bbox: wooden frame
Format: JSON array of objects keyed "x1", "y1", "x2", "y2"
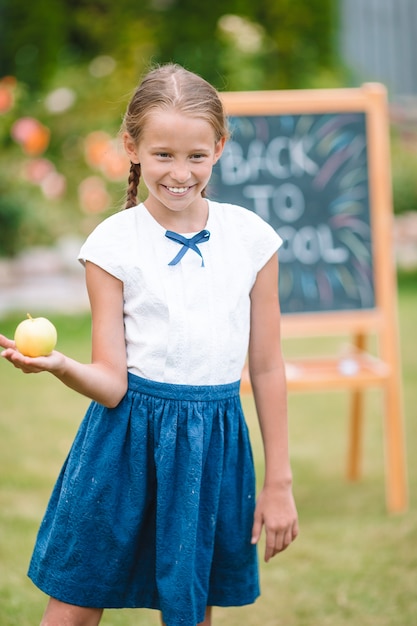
[{"x1": 221, "y1": 84, "x2": 408, "y2": 513}]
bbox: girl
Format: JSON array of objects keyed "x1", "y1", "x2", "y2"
[{"x1": 0, "y1": 63, "x2": 298, "y2": 626}]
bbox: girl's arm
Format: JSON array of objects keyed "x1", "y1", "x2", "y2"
[
  {"x1": 0, "y1": 262, "x2": 128, "y2": 408},
  {"x1": 248, "y1": 252, "x2": 299, "y2": 562}
]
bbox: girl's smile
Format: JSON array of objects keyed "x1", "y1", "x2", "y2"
[{"x1": 124, "y1": 109, "x2": 225, "y2": 230}]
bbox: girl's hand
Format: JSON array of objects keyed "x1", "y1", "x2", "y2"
[
  {"x1": 0, "y1": 333, "x2": 64, "y2": 374},
  {"x1": 251, "y1": 483, "x2": 299, "y2": 562}
]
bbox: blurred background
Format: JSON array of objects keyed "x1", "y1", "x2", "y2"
[
  {"x1": 0, "y1": 0, "x2": 417, "y2": 290},
  {"x1": 1, "y1": 3, "x2": 417, "y2": 625}
]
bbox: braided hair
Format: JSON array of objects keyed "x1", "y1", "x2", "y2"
[{"x1": 125, "y1": 163, "x2": 141, "y2": 210}]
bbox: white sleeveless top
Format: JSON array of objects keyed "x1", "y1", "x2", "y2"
[{"x1": 78, "y1": 201, "x2": 281, "y2": 385}]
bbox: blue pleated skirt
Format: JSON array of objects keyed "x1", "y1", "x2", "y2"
[{"x1": 28, "y1": 373, "x2": 260, "y2": 626}]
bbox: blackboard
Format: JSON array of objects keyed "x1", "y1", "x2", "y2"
[{"x1": 209, "y1": 113, "x2": 374, "y2": 315}]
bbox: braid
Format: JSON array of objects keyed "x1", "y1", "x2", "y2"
[{"x1": 125, "y1": 162, "x2": 141, "y2": 209}]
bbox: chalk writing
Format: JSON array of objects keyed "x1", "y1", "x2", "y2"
[{"x1": 209, "y1": 113, "x2": 373, "y2": 314}]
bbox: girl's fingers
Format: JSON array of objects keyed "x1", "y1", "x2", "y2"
[
  {"x1": 251, "y1": 515, "x2": 263, "y2": 545},
  {"x1": 264, "y1": 520, "x2": 299, "y2": 561},
  {"x1": 0, "y1": 334, "x2": 15, "y2": 350}
]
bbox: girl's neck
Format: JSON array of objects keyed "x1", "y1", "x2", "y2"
[{"x1": 143, "y1": 198, "x2": 209, "y2": 233}]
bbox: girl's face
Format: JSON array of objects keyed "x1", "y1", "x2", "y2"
[{"x1": 124, "y1": 109, "x2": 225, "y2": 229}]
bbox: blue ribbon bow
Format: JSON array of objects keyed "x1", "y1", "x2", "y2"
[{"x1": 165, "y1": 229, "x2": 210, "y2": 267}]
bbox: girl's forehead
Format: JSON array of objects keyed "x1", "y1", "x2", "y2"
[
  {"x1": 142, "y1": 109, "x2": 217, "y2": 143},
  {"x1": 145, "y1": 108, "x2": 205, "y2": 125}
]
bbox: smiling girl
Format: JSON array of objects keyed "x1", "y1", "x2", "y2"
[{"x1": 0, "y1": 63, "x2": 298, "y2": 626}]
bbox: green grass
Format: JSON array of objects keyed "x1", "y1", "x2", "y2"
[{"x1": 1, "y1": 277, "x2": 416, "y2": 625}]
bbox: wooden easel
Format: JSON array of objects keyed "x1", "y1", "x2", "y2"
[{"x1": 223, "y1": 84, "x2": 408, "y2": 514}]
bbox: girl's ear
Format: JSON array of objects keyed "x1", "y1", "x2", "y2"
[
  {"x1": 123, "y1": 132, "x2": 139, "y2": 163},
  {"x1": 213, "y1": 136, "x2": 226, "y2": 164}
]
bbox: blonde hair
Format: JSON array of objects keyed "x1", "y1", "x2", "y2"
[{"x1": 121, "y1": 63, "x2": 229, "y2": 209}]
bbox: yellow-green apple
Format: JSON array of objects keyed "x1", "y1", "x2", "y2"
[{"x1": 14, "y1": 313, "x2": 57, "y2": 357}]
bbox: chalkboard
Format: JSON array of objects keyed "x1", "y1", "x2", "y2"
[{"x1": 209, "y1": 112, "x2": 374, "y2": 315}]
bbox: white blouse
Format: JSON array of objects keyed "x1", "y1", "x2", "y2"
[{"x1": 78, "y1": 201, "x2": 281, "y2": 385}]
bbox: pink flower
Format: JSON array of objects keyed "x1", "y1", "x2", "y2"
[
  {"x1": 11, "y1": 117, "x2": 50, "y2": 155},
  {"x1": 78, "y1": 176, "x2": 111, "y2": 213}
]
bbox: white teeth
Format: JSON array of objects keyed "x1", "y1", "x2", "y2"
[{"x1": 167, "y1": 187, "x2": 188, "y2": 194}]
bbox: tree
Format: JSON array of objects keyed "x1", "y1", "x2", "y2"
[
  {"x1": 0, "y1": 0, "x2": 68, "y2": 89},
  {"x1": 150, "y1": 0, "x2": 336, "y2": 90},
  {"x1": 252, "y1": 0, "x2": 336, "y2": 89},
  {"x1": 0, "y1": 0, "x2": 155, "y2": 91},
  {"x1": 0, "y1": 0, "x2": 337, "y2": 92}
]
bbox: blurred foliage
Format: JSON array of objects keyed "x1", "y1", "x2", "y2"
[
  {"x1": 390, "y1": 127, "x2": 417, "y2": 217},
  {"x1": 0, "y1": 0, "x2": 156, "y2": 91},
  {"x1": 0, "y1": 0, "x2": 342, "y2": 257},
  {"x1": 0, "y1": 65, "x2": 139, "y2": 257},
  {"x1": 1, "y1": 0, "x2": 337, "y2": 93},
  {"x1": 0, "y1": 0, "x2": 415, "y2": 258},
  {"x1": 149, "y1": 0, "x2": 336, "y2": 90}
]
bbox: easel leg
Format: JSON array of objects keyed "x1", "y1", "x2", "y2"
[
  {"x1": 347, "y1": 334, "x2": 366, "y2": 481},
  {"x1": 347, "y1": 389, "x2": 364, "y2": 481},
  {"x1": 383, "y1": 376, "x2": 408, "y2": 513}
]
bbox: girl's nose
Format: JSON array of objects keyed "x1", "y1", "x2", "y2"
[{"x1": 171, "y1": 162, "x2": 191, "y2": 183}]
